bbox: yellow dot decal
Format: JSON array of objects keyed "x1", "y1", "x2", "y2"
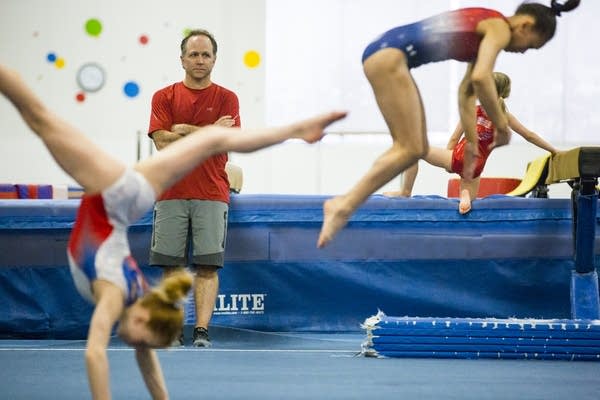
[
  {"x1": 244, "y1": 50, "x2": 261, "y2": 68},
  {"x1": 55, "y1": 58, "x2": 66, "y2": 69}
]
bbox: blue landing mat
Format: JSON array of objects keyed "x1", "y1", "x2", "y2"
[{"x1": 362, "y1": 313, "x2": 600, "y2": 360}]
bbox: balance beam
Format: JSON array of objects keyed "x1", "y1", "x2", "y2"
[
  {"x1": 547, "y1": 147, "x2": 600, "y2": 185},
  {"x1": 505, "y1": 147, "x2": 600, "y2": 318},
  {"x1": 549, "y1": 148, "x2": 600, "y2": 319},
  {"x1": 507, "y1": 147, "x2": 600, "y2": 198},
  {"x1": 508, "y1": 148, "x2": 600, "y2": 318}
]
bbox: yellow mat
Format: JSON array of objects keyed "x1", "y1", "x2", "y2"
[{"x1": 506, "y1": 154, "x2": 551, "y2": 197}]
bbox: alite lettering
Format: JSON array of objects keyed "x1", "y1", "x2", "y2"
[{"x1": 214, "y1": 293, "x2": 266, "y2": 314}]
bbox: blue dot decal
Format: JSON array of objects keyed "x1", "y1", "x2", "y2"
[
  {"x1": 123, "y1": 81, "x2": 140, "y2": 98},
  {"x1": 46, "y1": 52, "x2": 57, "y2": 62}
]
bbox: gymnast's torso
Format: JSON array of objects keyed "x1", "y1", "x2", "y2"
[
  {"x1": 362, "y1": 8, "x2": 507, "y2": 68},
  {"x1": 451, "y1": 105, "x2": 495, "y2": 178},
  {"x1": 67, "y1": 169, "x2": 154, "y2": 305}
]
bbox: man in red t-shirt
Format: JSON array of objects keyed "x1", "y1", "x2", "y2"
[{"x1": 148, "y1": 29, "x2": 240, "y2": 347}]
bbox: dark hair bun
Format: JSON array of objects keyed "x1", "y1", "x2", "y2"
[{"x1": 550, "y1": 0, "x2": 581, "y2": 16}]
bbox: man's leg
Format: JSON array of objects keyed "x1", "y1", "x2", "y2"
[
  {"x1": 191, "y1": 267, "x2": 218, "y2": 347},
  {"x1": 190, "y1": 200, "x2": 228, "y2": 347}
]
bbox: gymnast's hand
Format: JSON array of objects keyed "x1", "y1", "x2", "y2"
[{"x1": 489, "y1": 125, "x2": 511, "y2": 150}]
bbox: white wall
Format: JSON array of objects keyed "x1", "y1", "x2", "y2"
[
  {"x1": 239, "y1": 0, "x2": 597, "y2": 199},
  {"x1": 0, "y1": 0, "x2": 596, "y2": 199},
  {"x1": 0, "y1": 0, "x2": 265, "y2": 184}
]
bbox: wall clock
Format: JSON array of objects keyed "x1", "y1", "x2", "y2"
[{"x1": 76, "y1": 62, "x2": 105, "y2": 92}]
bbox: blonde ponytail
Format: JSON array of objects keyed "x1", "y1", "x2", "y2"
[
  {"x1": 493, "y1": 72, "x2": 511, "y2": 115},
  {"x1": 140, "y1": 269, "x2": 193, "y2": 346},
  {"x1": 155, "y1": 270, "x2": 193, "y2": 305}
]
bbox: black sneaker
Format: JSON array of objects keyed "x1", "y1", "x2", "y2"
[
  {"x1": 170, "y1": 332, "x2": 184, "y2": 347},
  {"x1": 192, "y1": 327, "x2": 211, "y2": 348}
]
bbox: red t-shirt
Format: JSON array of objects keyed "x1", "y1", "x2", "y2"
[{"x1": 148, "y1": 82, "x2": 240, "y2": 203}]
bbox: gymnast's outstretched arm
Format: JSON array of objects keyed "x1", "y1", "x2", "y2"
[
  {"x1": 508, "y1": 113, "x2": 558, "y2": 155},
  {"x1": 135, "y1": 111, "x2": 347, "y2": 197},
  {"x1": 85, "y1": 282, "x2": 126, "y2": 400}
]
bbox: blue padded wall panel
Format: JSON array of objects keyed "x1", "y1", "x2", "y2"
[{"x1": 0, "y1": 195, "x2": 598, "y2": 338}]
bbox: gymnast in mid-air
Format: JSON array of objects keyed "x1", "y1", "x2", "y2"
[
  {"x1": 318, "y1": 0, "x2": 580, "y2": 248},
  {"x1": 0, "y1": 62, "x2": 346, "y2": 399}
]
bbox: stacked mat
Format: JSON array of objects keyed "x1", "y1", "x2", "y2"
[
  {"x1": 0, "y1": 183, "x2": 70, "y2": 199},
  {"x1": 362, "y1": 311, "x2": 600, "y2": 361}
]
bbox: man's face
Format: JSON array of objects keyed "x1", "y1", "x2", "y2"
[{"x1": 181, "y1": 35, "x2": 216, "y2": 81}]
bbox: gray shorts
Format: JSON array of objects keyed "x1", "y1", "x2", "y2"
[{"x1": 149, "y1": 199, "x2": 228, "y2": 268}]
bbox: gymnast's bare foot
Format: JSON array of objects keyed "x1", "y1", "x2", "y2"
[
  {"x1": 459, "y1": 189, "x2": 472, "y2": 214},
  {"x1": 317, "y1": 196, "x2": 351, "y2": 248},
  {"x1": 382, "y1": 190, "x2": 411, "y2": 198},
  {"x1": 292, "y1": 111, "x2": 347, "y2": 143}
]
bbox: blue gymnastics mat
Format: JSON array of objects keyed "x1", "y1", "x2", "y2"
[
  {"x1": 1, "y1": 195, "x2": 599, "y2": 337},
  {"x1": 362, "y1": 311, "x2": 600, "y2": 360}
]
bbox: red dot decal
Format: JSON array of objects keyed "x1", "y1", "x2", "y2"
[
  {"x1": 139, "y1": 35, "x2": 149, "y2": 45},
  {"x1": 76, "y1": 92, "x2": 86, "y2": 102}
]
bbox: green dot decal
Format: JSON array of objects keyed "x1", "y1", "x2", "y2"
[{"x1": 85, "y1": 18, "x2": 103, "y2": 37}]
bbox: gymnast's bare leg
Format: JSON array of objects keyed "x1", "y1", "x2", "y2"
[
  {"x1": 383, "y1": 146, "x2": 455, "y2": 197},
  {"x1": 0, "y1": 64, "x2": 125, "y2": 194},
  {"x1": 383, "y1": 162, "x2": 419, "y2": 197},
  {"x1": 318, "y1": 49, "x2": 428, "y2": 248}
]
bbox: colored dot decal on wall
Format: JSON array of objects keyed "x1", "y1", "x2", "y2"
[
  {"x1": 243, "y1": 50, "x2": 261, "y2": 68},
  {"x1": 46, "y1": 52, "x2": 57, "y2": 63},
  {"x1": 139, "y1": 34, "x2": 149, "y2": 45},
  {"x1": 85, "y1": 18, "x2": 103, "y2": 37},
  {"x1": 76, "y1": 92, "x2": 86, "y2": 102},
  {"x1": 55, "y1": 58, "x2": 66, "y2": 69},
  {"x1": 182, "y1": 28, "x2": 192, "y2": 37},
  {"x1": 123, "y1": 81, "x2": 140, "y2": 98}
]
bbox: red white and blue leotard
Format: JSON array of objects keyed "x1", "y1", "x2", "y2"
[
  {"x1": 67, "y1": 169, "x2": 156, "y2": 305},
  {"x1": 451, "y1": 105, "x2": 495, "y2": 179},
  {"x1": 362, "y1": 8, "x2": 507, "y2": 68}
]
